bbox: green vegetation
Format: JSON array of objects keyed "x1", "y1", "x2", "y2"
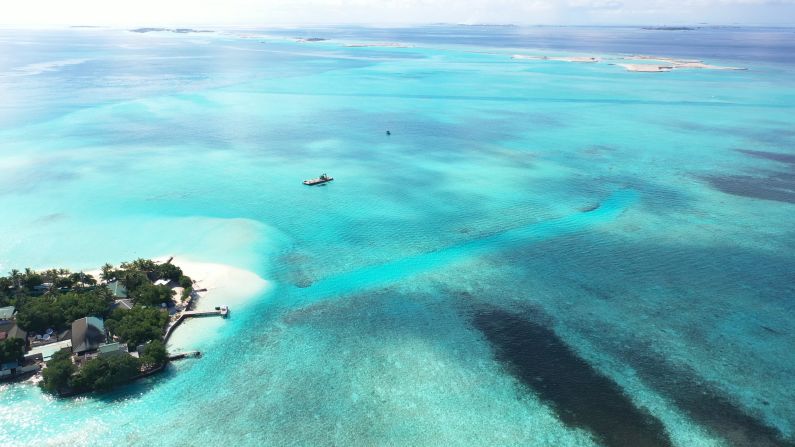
[
  {"x1": 15, "y1": 288, "x2": 112, "y2": 333},
  {"x1": 131, "y1": 282, "x2": 173, "y2": 307},
  {"x1": 2, "y1": 258, "x2": 189, "y2": 333},
  {"x1": 71, "y1": 354, "x2": 142, "y2": 392},
  {"x1": 141, "y1": 340, "x2": 168, "y2": 368},
  {"x1": 0, "y1": 268, "x2": 97, "y2": 304},
  {"x1": 106, "y1": 306, "x2": 169, "y2": 349},
  {"x1": 4, "y1": 258, "x2": 184, "y2": 396},
  {"x1": 40, "y1": 349, "x2": 75, "y2": 395},
  {"x1": 41, "y1": 350, "x2": 148, "y2": 395},
  {"x1": 103, "y1": 258, "x2": 191, "y2": 305},
  {"x1": 0, "y1": 338, "x2": 25, "y2": 365}
]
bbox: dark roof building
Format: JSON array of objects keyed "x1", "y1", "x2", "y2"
[
  {"x1": 0, "y1": 320, "x2": 27, "y2": 343},
  {"x1": 71, "y1": 317, "x2": 106, "y2": 354}
]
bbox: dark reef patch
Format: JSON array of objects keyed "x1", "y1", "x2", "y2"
[
  {"x1": 580, "y1": 203, "x2": 601, "y2": 212},
  {"x1": 702, "y1": 148, "x2": 795, "y2": 203},
  {"x1": 625, "y1": 347, "x2": 795, "y2": 447},
  {"x1": 471, "y1": 306, "x2": 673, "y2": 447},
  {"x1": 736, "y1": 149, "x2": 795, "y2": 165},
  {"x1": 703, "y1": 174, "x2": 795, "y2": 204}
]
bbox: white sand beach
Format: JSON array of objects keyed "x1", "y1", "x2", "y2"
[
  {"x1": 619, "y1": 55, "x2": 747, "y2": 71},
  {"x1": 616, "y1": 63, "x2": 675, "y2": 72},
  {"x1": 88, "y1": 256, "x2": 269, "y2": 351},
  {"x1": 166, "y1": 256, "x2": 268, "y2": 312},
  {"x1": 162, "y1": 256, "x2": 269, "y2": 351}
]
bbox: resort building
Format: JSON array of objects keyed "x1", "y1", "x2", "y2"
[
  {"x1": 0, "y1": 320, "x2": 27, "y2": 345},
  {"x1": 98, "y1": 342, "x2": 128, "y2": 358},
  {"x1": 111, "y1": 298, "x2": 134, "y2": 311},
  {"x1": 71, "y1": 317, "x2": 106, "y2": 354},
  {"x1": 106, "y1": 280, "x2": 128, "y2": 298},
  {"x1": 26, "y1": 339, "x2": 72, "y2": 362},
  {"x1": 0, "y1": 306, "x2": 15, "y2": 320},
  {"x1": 32, "y1": 283, "x2": 53, "y2": 293}
]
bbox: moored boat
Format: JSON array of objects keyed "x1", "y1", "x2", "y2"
[{"x1": 303, "y1": 173, "x2": 334, "y2": 185}]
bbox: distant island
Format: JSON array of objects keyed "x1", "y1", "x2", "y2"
[
  {"x1": 0, "y1": 258, "x2": 202, "y2": 396},
  {"x1": 642, "y1": 26, "x2": 698, "y2": 31},
  {"x1": 129, "y1": 28, "x2": 214, "y2": 34}
]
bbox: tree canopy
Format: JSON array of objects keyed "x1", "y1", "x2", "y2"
[
  {"x1": 141, "y1": 340, "x2": 168, "y2": 368},
  {"x1": 71, "y1": 354, "x2": 141, "y2": 392},
  {"x1": 0, "y1": 338, "x2": 25, "y2": 365},
  {"x1": 105, "y1": 307, "x2": 169, "y2": 349},
  {"x1": 15, "y1": 288, "x2": 113, "y2": 333},
  {"x1": 40, "y1": 349, "x2": 75, "y2": 395},
  {"x1": 131, "y1": 282, "x2": 173, "y2": 307}
]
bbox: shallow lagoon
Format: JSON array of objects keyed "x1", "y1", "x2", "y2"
[{"x1": 0, "y1": 26, "x2": 794, "y2": 446}]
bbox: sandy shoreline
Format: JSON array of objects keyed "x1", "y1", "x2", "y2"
[
  {"x1": 87, "y1": 256, "x2": 269, "y2": 350},
  {"x1": 161, "y1": 256, "x2": 269, "y2": 349}
]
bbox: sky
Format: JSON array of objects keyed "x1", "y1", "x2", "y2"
[{"x1": 1, "y1": 0, "x2": 794, "y2": 26}]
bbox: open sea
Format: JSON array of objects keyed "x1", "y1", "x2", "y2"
[{"x1": 0, "y1": 25, "x2": 794, "y2": 446}]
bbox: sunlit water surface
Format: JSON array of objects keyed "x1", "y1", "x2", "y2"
[{"x1": 0, "y1": 25, "x2": 794, "y2": 447}]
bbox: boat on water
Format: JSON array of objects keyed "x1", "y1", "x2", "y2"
[
  {"x1": 303, "y1": 173, "x2": 334, "y2": 185},
  {"x1": 215, "y1": 305, "x2": 229, "y2": 317}
]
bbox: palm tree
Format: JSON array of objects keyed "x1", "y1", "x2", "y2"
[
  {"x1": 69, "y1": 272, "x2": 84, "y2": 289},
  {"x1": 9, "y1": 269, "x2": 20, "y2": 288},
  {"x1": 100, "y1": 264, "x2": 115, "y2": 283},
  {"x1": 83, "y1": 274, "x2": 97, "y2": 286}
]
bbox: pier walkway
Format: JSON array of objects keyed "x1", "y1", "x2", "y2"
[
  {"x1": 168, "y1": 351, "x2": 201, "y2": 361},
  {"x1": 164, "y1": 307, "x2": 229, "y2": 343}
]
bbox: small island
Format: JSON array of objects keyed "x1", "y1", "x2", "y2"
[
  {"x1": 642, "y1": 26, "x2": 698, "y2": 31},
  {"x1": 0, "y1": 258, "x2": 218, "y2": 396},
  {"x1": 129, "y1": 28, "x2": 214, "y2": 34}
]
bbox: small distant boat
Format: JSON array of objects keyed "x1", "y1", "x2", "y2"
[{"x1": 303, "y1": 173, "x2": 334, "y2": 185}]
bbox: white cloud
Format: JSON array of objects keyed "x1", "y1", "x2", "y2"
[{"x1": 0, "y1": 0, "x2": 793, "y2": 26}]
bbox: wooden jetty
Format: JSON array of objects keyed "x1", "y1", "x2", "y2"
[
  {"x1": 168, "y1": 351, "x2": 202, "y2": 361},
  {"x1": 164, "y1": 307, "x2": 229, "y2": 343}
]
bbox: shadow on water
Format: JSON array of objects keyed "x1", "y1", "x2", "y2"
[
  {"x1": 626, "y1": 347, "x2": 795, "y2": 447},
  {"x1": 702, "y1": 148, "x2": 795, "y2": 204},
  {"x1": 471, "y1": 305, "x2": 673, "y2": 447}
]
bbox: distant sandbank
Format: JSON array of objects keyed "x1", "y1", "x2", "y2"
[
  {"x1": 512, "y1": 54, "x2": 599, "y2": 63},
  {"x1": 345, "y1": 42, "x2": 413, "y2": 48},
  {"x1": 616, "y1": 55, "x2": 747, "y2": 72},
  {"x1": 512, "y1": 52, "x2": 747, "y2": 73}
]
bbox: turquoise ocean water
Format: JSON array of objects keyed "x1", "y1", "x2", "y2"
[{"x1": 0, "y1": 26, "x2": 794, "y2": 446}]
